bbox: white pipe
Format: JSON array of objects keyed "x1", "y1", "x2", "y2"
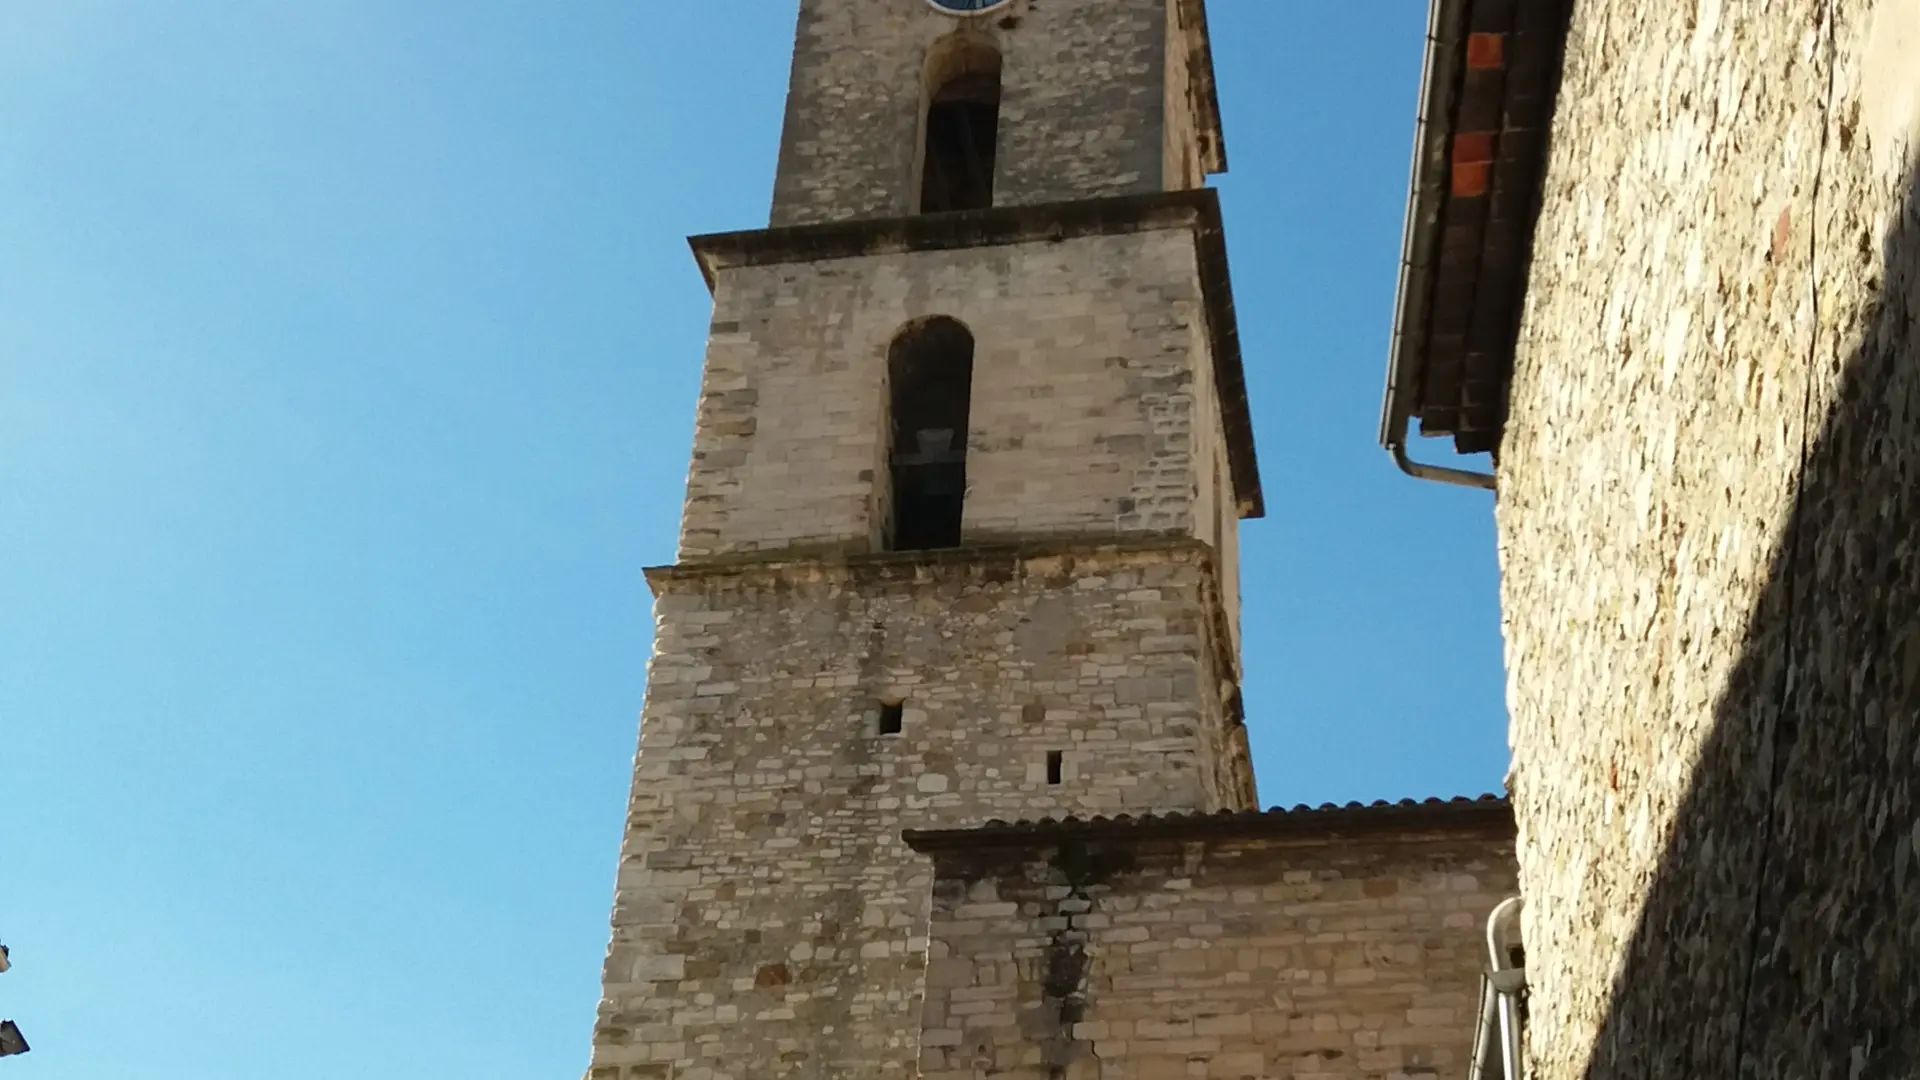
[
  {"x1": 1486, "y1": 896, "x2": 1526, "y2": 1079},
  {"x1": 1486, "y1": 895, "x2": 1524, "y2": 964},
  {"x1": 1380, "y1": 0, "x2": 1499, "y2": 492}
]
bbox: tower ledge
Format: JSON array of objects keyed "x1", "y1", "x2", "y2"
[
  {"x1": 687, "y1": 189, "x2": 1265, "y2": 519},
  {"x1": 647, "y1": 534, "x2": 1249, "y2": 757},
  {"x1": 647, "y1": 532, "x2": 1222, "y2": 591}
]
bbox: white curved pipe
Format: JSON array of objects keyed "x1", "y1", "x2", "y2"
[
  {"x1": 1486, "y1": 896, "x2": 1526, "y2": 1079},
  {"x1": 1487, "y1": 895, "x2": 1524, "y2": 969}
]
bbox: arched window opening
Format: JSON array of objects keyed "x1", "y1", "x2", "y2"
[
  {"x1": 887, "y1": 317, "x2": 975, "y2": 551},
  {"x1": 919, "y1": 41, "x2": 1002, "y2": 214}
]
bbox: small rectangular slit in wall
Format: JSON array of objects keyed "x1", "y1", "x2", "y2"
[
  {"x1": 1046, "y1": 750, "x2": 1064, "y2": 786},
  {"x1": 878, "y1": 702, "x2": 905, "y2": 736}
]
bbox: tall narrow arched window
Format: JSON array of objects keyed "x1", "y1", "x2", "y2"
[
  {"x1": 887, "y1": 317, "x2": 974, "y2": 551},
  {"x1": 918, "y1": 40, "x2": 1002, "y2": 214}
]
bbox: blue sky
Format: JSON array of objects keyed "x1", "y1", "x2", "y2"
[{"x1": 0, "y1": 2, "x2": 1503, "y2": 1076}]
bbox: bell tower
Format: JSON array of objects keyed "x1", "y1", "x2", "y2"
[
  {"x1": 589, "y1": 2, "x2": 1261, "y2": 1077},
  {"x1": 768, "y1": 0, "x2": 1228, "y2": 225}
]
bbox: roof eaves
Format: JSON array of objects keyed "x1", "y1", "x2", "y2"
[
  {"x1": 902, "y1": 794, "x2": 1514, "y2": 853},
  {"x1": 1379, "y1": 0, "x2": 1573, "y2": 477},
  {"x1": 1380, "y1": 0, "x2": 1472, "y2": 455}
]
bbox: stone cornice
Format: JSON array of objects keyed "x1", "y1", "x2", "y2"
[
  {"x1": 647, "y1": 534, "x2": 1210, "y2": 592},
  {"x1": 648, "y1": 534, "x2": 1245, "y2": 732}
]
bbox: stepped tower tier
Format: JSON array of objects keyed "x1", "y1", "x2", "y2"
[
  {"x1": 768, "y1": 0, "x2": 1228, "y2": 225},
  {"x1": 589, "y1": 3, "x2": 1262, "y2": 1077}
]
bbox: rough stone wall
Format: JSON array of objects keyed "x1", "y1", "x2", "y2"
[
  {"x1": 916, "y1": 826, "x2": 1516, "y2": 1080},
  {"x1": 677, "y1": 228, "x2": 1226, "y2": 563},
  {"x1": 1186, "y1": 300, "x2": 1242, "y2": 660},
  {"x1": 1497, "y1": 0, "x2": 1920, "y2": 1076},
  {"x1": 1161, "y1": 0, "x2": 1206, "y2": 193},
  {"x1": 588, "y1": 544, "x2": 1251, "y2": 1080},
  {"x1": 1211, "y1": 439, "x2": 1240, "y2": 658},
  {"x1": 769, "y1": 0, "x2": 1176, "y2": 226}
]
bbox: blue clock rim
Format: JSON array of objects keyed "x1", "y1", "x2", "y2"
[{"x1": 924, "y1": 0, "x2": 1013, "y2": 14}]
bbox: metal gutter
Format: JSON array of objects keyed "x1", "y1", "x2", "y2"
[
  {"x1": 1379, "y1": 0, "x2": 1498, "y2": 492},
  {"x1": 1394, "y1": 440, "x2": 1498, "y2": 490},
  {"x1": 1468, "y1": 974, "x2": 1504, "y2": 1080}
]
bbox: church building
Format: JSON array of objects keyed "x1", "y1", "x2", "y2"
[{"x1": 585, "y1": 2, "x2": 1520, "y2": 1077}]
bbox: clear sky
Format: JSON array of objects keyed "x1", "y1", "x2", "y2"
[{"x1": 0, "y1": 2, "x2": 1504, "y2": 1076}]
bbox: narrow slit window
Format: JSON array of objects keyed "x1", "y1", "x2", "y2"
[
  {"x1": 1046, "y1": 750, "x2": 1064, "y2": 786},
  {"x1": 878, "y1": 702, "x2": 905, "y2": 736},
  {"x1": 919, "y1": 43, "x2": 1001, "y2": 214},
  {"x1": 886, "y1": 317, "x2": 974, "y2": 551}
]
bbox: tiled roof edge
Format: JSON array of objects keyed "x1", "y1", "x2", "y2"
[{"x1": 902, "y1": 794, "x2": 1513, "y2": 852}]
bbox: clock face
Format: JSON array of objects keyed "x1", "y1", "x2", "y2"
[{"x1": 924, "y1": 0, "x2": 1013, "y2": 14}]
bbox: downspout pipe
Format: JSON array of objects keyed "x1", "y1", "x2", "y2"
[
  {"x1": 1468, "y1": 975, "x2": 1502, "y2": 1080},
  {"x1": 1380, "y1": 0, "x2": 1498, "y2": 492},
  {"x1": 1487, "y1": 896, "x2": 1527, "y2": 1079},
  {"x1": 1393, "y1": 439, "x2": 1498, "y2": 490}
]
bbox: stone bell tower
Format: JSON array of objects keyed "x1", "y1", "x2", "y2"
[{"x1": 588, "y1": 1, "x2": 1261, "y2": 1076}]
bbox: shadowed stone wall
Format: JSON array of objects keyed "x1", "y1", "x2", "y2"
[
  {"x1": 587, "y1": 546, "x2": 1254, "y2": 1079},
  {"x1": 1497, "y1": 0, "x2": 1920, "y2": 1075},
  {"x1": 585, "y1": 4, "x2": 1271, "y2": 1078},
  {"x1": 912, "y1": 814, "x2": 1516, "y2": 1079}
]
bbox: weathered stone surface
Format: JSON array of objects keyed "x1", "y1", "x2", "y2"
[
  {"x1": 769, "y1": 0, "x2": 1218, "y2": 227},
  {"x1": 589, "y1": 544, "x2": 1255, "y2": 1078},
  {"x1": 679, "y1": 228, "x2": 1235, "y2": 568},
  {"x1": 917, "y1": 826, "x2": 1516, "y2": 1080},
  {"x1": 581, "y1": 2, "x2": 1523, "y2": 1077},
  {"x1": 1498, "y1": 0, "x2": 1920, "y2": 1075}
]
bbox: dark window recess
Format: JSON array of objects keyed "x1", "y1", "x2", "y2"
[
  {"x1": 887, "y1": 317, "x2": 975, "y2": 551},
  {"x1": 920, "y1": 66, "x2": 1000, "y2": 213},
  {"x1": 878, "y1": 702, "x2": 905, "y2": 736},
  {"x1": 1046, "y1": 750, "x2": 1064, "y2": 786}
]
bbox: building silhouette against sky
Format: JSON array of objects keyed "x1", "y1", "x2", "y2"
[
  {"x1": 585, "y1": 1, "x2": 1521, "y2": 1077},
  {"x1": 1383, "y1": 0, "x2": 1920, "y2": 1076}
]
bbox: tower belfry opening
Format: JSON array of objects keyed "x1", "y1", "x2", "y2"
[
  {"x1": 918, "y1": 42, "x2": 1001, "y2": 213},
  {"x1": 887, "y1": 317, "x2": 974, "y2": 550}
]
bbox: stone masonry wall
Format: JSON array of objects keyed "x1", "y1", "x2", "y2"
[
  {"x1": 914, "y1": 820, "x2": 1516, "y2": 1080},
  {"x1": 1187, "y1": 289, "x2": 1242, "y2": 660},
  {"x1": 769, "y1": 0, "x2": 1180, "y2": 226},
  {"x1": 1498, "y1": 0, "x2": 1920, "y2": 1076},
  {"x1": 678, "y1": 227, "x2": 1230, "y2": 564},
  {"x1": 588, "y1": 543, "x2": 1253, "y2": 1080},
  {"x1": 1161, "y1": 0, "x2": 1205, "y2": 193}
]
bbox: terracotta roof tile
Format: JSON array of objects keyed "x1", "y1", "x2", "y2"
[{"x1": 903, "y1": 794, "x2": 1512, "y2": 852}]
